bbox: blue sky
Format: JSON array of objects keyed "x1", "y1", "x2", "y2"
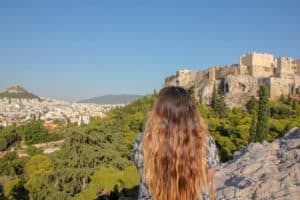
[{"x1": 0, "y1": 0, "x2": 299, "y2": 101}]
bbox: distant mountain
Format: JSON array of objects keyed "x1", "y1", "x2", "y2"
[
  {"x1": 0, "y1": 85, "x2": 39, "y2": 99},
  {"x1": 78, "y1": 94, "x2": 144, "y2": 104}
]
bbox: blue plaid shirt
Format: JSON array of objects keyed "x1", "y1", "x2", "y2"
[{"x1": 133, "y1": 133, "x2": 219, "y2": 200}]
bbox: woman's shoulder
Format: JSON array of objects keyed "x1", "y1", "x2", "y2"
[
  {"x1": 133, "y1": 133, "x2": 145, "y2": 171},
  {"x1": 206, "y1": 134, "x2": 219, "y2": 168},
  {"x1": 133, "y1": 133, "x2": 144, "y2": 152}
]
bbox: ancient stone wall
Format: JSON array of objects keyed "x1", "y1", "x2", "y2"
[
  {"x1": 240, "y1": 53, "x2": 275, "y2": 77},
  {"x1": 215, "y1": 66, "x2": 239, "y2": 79},
  {"x1": 269, "y1": 77, "x2": 300, "y2": 100},
  {"x1": 251, "y1": 53, "x2": 275, "y2": 67},
  {"x1": 293, "y1": 59, "x2": 300, "y2": 74},
  {"x1": 238, "y1": 64, "x2": 249, "y2": 75},
  {"x1": 277, "y1": 57, "x2": 298, "y2": 77},
  {"x1": 208, "y1": 67, "x2": 216, "y2": 80},
  {"x1": 240, "y1": 53, "x2": 252, "y2": 66},
  {"x1": 165, "y1": 69, "x2": 206, "y2": 88}
]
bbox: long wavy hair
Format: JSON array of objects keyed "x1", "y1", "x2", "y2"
[{"x1": 143, "y1": 86, "x2": 208, "y2": 200}]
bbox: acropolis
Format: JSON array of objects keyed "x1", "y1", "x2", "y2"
[{"x1": 165, "y1": 52, "x2": 300, "y2": 108}]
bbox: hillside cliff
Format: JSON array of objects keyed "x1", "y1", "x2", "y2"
[{"x1": 214, "y1": 127, "x2": 300, "y2": 200}]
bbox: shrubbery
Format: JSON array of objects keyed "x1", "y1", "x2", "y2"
[
  {"x1": 0, "y1": 126, "x2": 19, "y2": 151},
  {"x1": 18, "y1": 120, "x2": 48, "y2": 145}
]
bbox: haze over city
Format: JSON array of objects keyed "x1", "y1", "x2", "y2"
[{"x1": 1, "y1": 0, "x2": 300, "y2": 101}]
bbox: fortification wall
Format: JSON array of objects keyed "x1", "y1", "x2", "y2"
[
  {"x1": 293, "y1": 59, "x2": 300, "y2": 74},
  {"x1": 277, "y1": 57, "x2": 298, "y2": 77},
  {"x1": 240, "y1": 53, "x2": 275, "y2": 77},
  {"x1": 239, "y1": 65, "x2": 250, "y2": 75},
  {"x1": 214, "y1": 65, "x2": 240, "y2": 80},
  {"x1": 240, "y1": 54, "x2": 252, "y2": 66},
  {"x1": 269, "y1": 77, "x2": 300, "y2": 100},
  {"x1": 252, "y1": 53, "x2": 275, "y2": 67},
  {"x1": 165, "y1": 69, "x2": 206, "y2": 88}
]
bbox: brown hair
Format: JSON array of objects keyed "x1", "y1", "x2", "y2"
[{"x1": 143, "y1": 86, "x2": 208, "y2": 200}]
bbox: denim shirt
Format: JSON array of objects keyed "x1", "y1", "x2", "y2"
[{"x1": 133, "y1": 133, "x2": 219, "y2": 200}]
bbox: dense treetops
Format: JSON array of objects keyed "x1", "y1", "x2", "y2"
[{"x1": 0, "y1": 91, "x2": 299, "y2": 199}]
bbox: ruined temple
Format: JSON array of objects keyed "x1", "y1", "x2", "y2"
[{"x1": 164, "y1": 52, "x2": 300, "y2": 108}]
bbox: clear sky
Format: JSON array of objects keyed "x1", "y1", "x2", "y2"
[{"x1": 0, "y1": 0, "x2": 299, "y2": 101}]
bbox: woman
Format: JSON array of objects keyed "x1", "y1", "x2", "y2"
[{"x1": 133, "y1": 86, "x2": 219, "y2": 200}]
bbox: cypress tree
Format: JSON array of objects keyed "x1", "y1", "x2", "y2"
[
  {"x1": 256, "y1": 86, "x2": 270, "y2": 142},
  {"x1": 292, "y1": 99, "x2": 297, "y2": 110},
  {"x1": 287, "y1": 94, "x2": 292, "y2": 105},
  {"x1": 211, "y1": 85, "x2": 228, "y2": 118},
  {"x1": 246, "y1": 96, "x2": 258, "y2": 114},
  {"x1": 248, "y1": 113, "x2": 257, "y2": 143}
]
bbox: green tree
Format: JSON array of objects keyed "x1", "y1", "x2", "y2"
[
  {"x1": 24, "y1": 155, "x2": 53, "y2": 200},
  {"x1": 0, "y1": 184, "x2": 7, "y2": 200},
  {"x1": 256, "y1": 86, "x2": 270, "y2": 142},
  {"x1": 0, "y1": 137, "x2": 8, "y2": 151},
  {"x1": 246, "y1": 96, "x2": 258, "y2": 114},
  {"x1": 25, "y1": 155, "x2": 53, "y2": 176},
  {"x1": 0, "y1": 152, "x2": 26, "y2": 176},
  {"x1": 279, "y1": 94, "x2": 285, "y2": 103},
  {"x1": 292, "y1": 99, "x2": 297, "y2": 110},
  {"x1": 18, "y1": 120, "x2": 48, "y2": 145},
  {"x1": 248, "y1": 113, "x2": 257, "y2": 143},
  {"x1": 187, "y1": 86, "x2": 197, "y2": 103},
  {"x1": 286, "y1": 94, "x2": 292, "y2": 105},
  {"x1": 211, "y1": 85, "x2": 228, "y2": 118},
  {"x1": 211, "y1": 85, "x2": 218, "y2": 108},
  {"x1": 0, "y1": 125, "x2": 19, "y2": 151},
  {"x1": 3, "y1": 178, "x2": 29, "y2": 200}
]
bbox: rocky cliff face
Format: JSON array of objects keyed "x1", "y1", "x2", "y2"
[
  {"x1": 214, "y1": 127, "x2": 300, "y2": 200},
  {"x1": 164, "y1": 68, "x2": 259, "y2": 109}
]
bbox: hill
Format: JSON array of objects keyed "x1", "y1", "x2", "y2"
[
  {"x1": 0, "y1": 85, "x2": 39, "y2": 99},
  {"x1": 215, "y1": 127, "x2": 300, "y2": 199},
  {"x1": 78, "y1": 94, "x2": 144, "y2": 104}
]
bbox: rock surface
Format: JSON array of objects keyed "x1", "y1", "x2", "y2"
[{"x1": 214, "y1": 127, "x2": 300, "y2": 200}]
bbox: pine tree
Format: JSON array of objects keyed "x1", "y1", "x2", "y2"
[{"x1": 256, "y1": 86, "x2": 270, "y2": 142}]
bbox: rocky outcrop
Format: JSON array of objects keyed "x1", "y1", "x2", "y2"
[
  {"x1": 215, "y1": 127, "x2": 300, "y2": 200},
  {"x1": 224, "y1": 75, "x2": 259, "y2": 108}
]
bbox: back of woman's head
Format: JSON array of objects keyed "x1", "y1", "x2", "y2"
[{"x1": 143, "y1": 86, "x2": 208, "y2": 200}]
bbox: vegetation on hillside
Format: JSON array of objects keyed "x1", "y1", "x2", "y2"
[
  {"x1": 0, "y1": 92, "x2": 39, "y2": 99},
  {"x1": 0, "y1": 90, "x2": 299, "y2": 199}
]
